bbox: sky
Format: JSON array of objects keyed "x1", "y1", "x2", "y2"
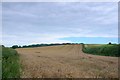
[
  {"x1": 1, "y1": 2, "x2": 118, "y2": 47},
  {"x1": 2, "y1": 0, "x2": 119, "y2": 2}
]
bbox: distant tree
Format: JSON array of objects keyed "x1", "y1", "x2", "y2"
[
  {"x1": 18, "y1": 46, "x2": 21, "y2": 48},
  {"x1": 12, "y1": 45, "x2": 19, "y2": 49},
  {"x1": 2, "y1": 45, "x2": 5, "y2": 47},
  {"x1": 22, "y1": 45, "x2": 27, "y2": 48},
  {"x1": 108, "y1": 42, "x2": 112, "y2": 45}
]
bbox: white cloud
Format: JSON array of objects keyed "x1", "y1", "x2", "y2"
[
  {"x1": 0, "y1": 3, "x2": 2, "y2": 44},
  {"x1": 2, "y1": 0, "x2": 119, "y2": 2},
  {"x1": 2, "y1": 2, "x2": 118, "y2": 46}
]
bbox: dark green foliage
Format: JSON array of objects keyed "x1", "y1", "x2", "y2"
[
  {"x1": 82, "y1": 44, "x2": 119, "y2": 57},
  {"x1": 11, "y1": 43, "x2": 76, "y2": 48},
  {"x1": 21, "y1": 44, "x2": 62, "y2": 48},
  {"x1": 2, "y1": 46, "x2": 20, "y2": 78},
  {"x1": 11, "y1": 45, "x2": 19, "y2": 49},
  {"x1": 108, "y1": 42, "x2": 112, "y2": 44},
  {"x1": 2, "y1": 45, "x2": 5, "y2": 47}
]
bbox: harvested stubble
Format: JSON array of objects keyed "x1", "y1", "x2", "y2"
[{"x1": 16, "y1": 44, "x2": 118, "y2": 78}]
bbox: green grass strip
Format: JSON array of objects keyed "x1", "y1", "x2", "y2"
[{"x1": 2, "y1": 46, "x2": 20, "y2": 78}]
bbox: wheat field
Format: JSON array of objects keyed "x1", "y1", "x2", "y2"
[{"x1": 16, "y1": 44, "x2": 118, "y2": 78}]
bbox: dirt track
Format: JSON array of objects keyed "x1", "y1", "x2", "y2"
[{"x1": 16, "y1": 44, "x2": 118, "y2": 78}]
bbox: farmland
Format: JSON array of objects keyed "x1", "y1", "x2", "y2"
[{"x1": 16, "y1": 44, "x2": 118, "y2": 78}]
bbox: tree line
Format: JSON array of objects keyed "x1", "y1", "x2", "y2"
[{"x1": 11, "y1": 43, "x2": 81, "y2": 49}]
